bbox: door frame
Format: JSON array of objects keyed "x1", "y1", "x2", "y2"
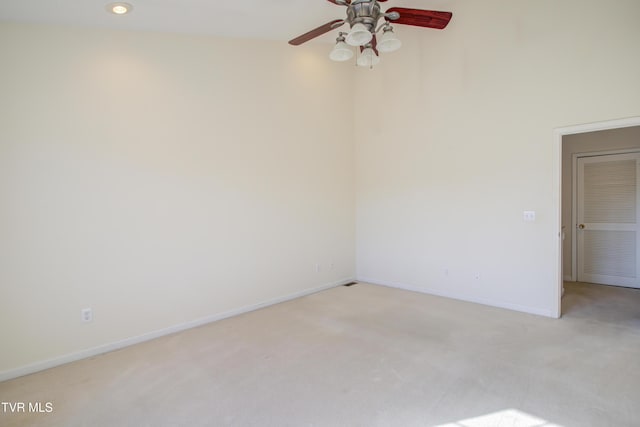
[
  {"x1": 553, "y1": 116, "x2": 640, "y2": 318},
  {"x1": 571, "y1": 149, "x2": 640, "y2": 283}
]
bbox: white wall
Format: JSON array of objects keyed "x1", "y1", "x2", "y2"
[
  {"x1": 355, "y1": 0, "x2": 640, "y2": 316},
  {"x1": 0, "y1": 23, "x2": 355, "y2": 378},
  {"x1": 561, "y1": 126, "x2": 640, "y2": 279}
]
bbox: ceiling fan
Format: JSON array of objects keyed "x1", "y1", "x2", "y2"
[{"x1": 288, "y1": 0, "x2": 452, "y2": 68}]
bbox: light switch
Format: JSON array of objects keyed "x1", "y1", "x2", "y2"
[{"x1": 523, "y1": 211, "x2": 536, "y2": 222}]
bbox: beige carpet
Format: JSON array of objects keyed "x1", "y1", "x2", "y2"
[{"x1": 1, "y1": 282, "x2": 639, "y2": 426}]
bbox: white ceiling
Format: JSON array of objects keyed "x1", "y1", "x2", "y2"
[{"x1": 0, "y1": 0, "x2": 454, "y2": 44}]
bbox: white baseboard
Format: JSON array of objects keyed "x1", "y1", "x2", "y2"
[
  {"x1": 0, "y1": 278, "x2": 353, "y2": 383},
  {"x1": 357, "y1": 277, "x2": 555, "y2": 318}
]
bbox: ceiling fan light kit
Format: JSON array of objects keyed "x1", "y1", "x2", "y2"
[
  {"x1": 289, "y1": 0, "x2": 452, "y2": 69},
  {"x1": 377, "y1": 25, "x2": 401, "y2": 53},
  {"x1": 345, "y1": 22, "x2": 373, "y2": 46},
  {"x1": 329, "y1": 34, "x2": 355, "y2": 61},
  {"x1": 357, "y1": 47, "x2": 381, "y2": 67}
]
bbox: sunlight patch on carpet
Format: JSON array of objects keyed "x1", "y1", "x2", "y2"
[{"x1": 434, "y1": 408, "x2": 564, "y2": 427}]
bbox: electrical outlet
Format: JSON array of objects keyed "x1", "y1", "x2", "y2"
[
  {"x1": 474, "y1": 273, "x2": 481, "y2": 280},
  {"x1": 81, "y1": 308, "x2": 93, "y2": 323},
  {"x1": 315, "y1": 263, "x2": 321, "y2": 273}
]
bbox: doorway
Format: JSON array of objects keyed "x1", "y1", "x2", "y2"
[{"x1": 555, "y1": 118, "x2": 640, "y2": 317}]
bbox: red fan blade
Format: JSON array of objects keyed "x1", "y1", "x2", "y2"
[
  {"x1": 288, "y1": 19, "x2": 345, "y2": 46},
  {"x1": 386, "y1": 8, "x2": 452, "y2": 30}
]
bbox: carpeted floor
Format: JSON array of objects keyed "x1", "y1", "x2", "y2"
[{"x1": 1, "y1": 281, "x2": 639, "y2": 426}]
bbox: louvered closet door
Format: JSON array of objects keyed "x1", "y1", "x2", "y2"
[{"x1": 577, "y1": 153, "x2": 640, "y2": 288}]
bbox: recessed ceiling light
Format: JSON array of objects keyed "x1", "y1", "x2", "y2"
[{"x1": 107, "y1": 2, "x2": 133, "y2": 15}]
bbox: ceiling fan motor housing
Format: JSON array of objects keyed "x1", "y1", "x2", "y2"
[{"x1": 346, "y1": 1, "x2": 382, "y2": 30}]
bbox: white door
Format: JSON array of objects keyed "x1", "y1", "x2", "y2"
[{"x1": 577, "y1": 153, "x2": 640, "y2": 288}]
